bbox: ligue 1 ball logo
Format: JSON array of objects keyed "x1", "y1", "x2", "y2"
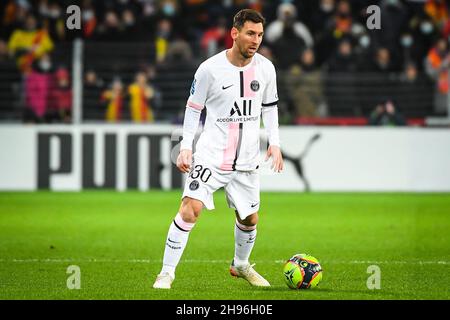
[{"x1": 250, "y1": 80, "x2": 260, "y2": 92}]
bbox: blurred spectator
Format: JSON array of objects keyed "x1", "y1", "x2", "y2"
[
  {"x1": 287, "y1": 48, "x2": 326, "y2": 118},
  {"x1": 50, "y1": 67, "x2": 72, "y2": 123},
  {"x1": 424, "y1": 0, "x2": 449, "y2": 31},
  {"x1": 102, "y1": 78, "x2": 125, "y2": 122},
  {"x1": 407, "y1": 15, "x2": 439, "y2": 69},
  {"x1": 326, "y1": 38, "x2": 359, "y2": 115},
  {"x1": 265, "y1": 2, "x2": 314, "y2": 70},
  {"x1": 96, "y1": 10, "x2": 125, "y2": 42},
  {"x1": 128, "y1": 71, "x2": 155, "y2": 122},
  {"x1": 396, "y1": 61, "x2": 433, "y2": 117},
  {"x1": 368, "y1": 100, "x2": 406, "y2": 126},
  {"x1": 311, "y1": 0, "x2": 336, "y2": 39},
  {"x1": 7, "y1": 14, "x2": 54, "y2": 74},
  {"x1": 0, "y1": 0, "x2": 448, "y2": 122},
  {"x1": 370, "y1": 47, "x2": 399, "y2": 73},
  {"x1": 327, "y1": 38, "x2": 356, "y2": 72},
  {"x1": 375, "y1": 0, "x2": 409, "y2": 61},
  {"x1": 155, "y1": 38, "x2": 195, "y2": 121},
  {"x1": 0, "y1": 38, "x2": 21, "y2": 118},
  {"x1": 155, "y1": 19, "x2": 173, "y2": 64},
  {"x1": 1, "y1": 0, "x2": 29, "y2": 40},
  {"x1": 121, "y1": 9, "x2": 143, "y2": 41},
  {"x1": 354, "y1": 32, "x2": 373, "y2": 71},
  {"x1": 331, "y1": 0, "x2": 353, "y2": 38},
  {"x1": 81, "y1": 0, "x2": 98, "y2": 40},
  {"x1": 425, "y1": 37, "x2": 450, "y2": 114},
  {"x1": 315, "y1": 0, "x2": 356, "y2": 66},
  {"x1": 200, "y1": 16, "x2": 232, "y2": 58},
  {"x1": 358, "y1": 47, "x2": 398, "y2": 115},
  {"x1": 38, "y1": 0, "x2": 66, "y2": 42},
  {"x1": 83, "y1": 69, "x2": 105, "y2": 120},
  {"x1": 157, "y1": 0, "x2": 184, "y2": 38},
  {"x1": 24, "y1": 53, "x2": 54, "y2": 123},
  {"x1": 158, "y1": 0, "x2": 180, "y2": 20}
]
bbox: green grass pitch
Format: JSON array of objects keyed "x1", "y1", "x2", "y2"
[{"x1": 0, "y1": 191, "x2": 449, "y2": 300}]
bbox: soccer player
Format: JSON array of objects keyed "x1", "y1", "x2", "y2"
[{"x1": 153, "y1": 9, "x2": 283, "y2": 289}]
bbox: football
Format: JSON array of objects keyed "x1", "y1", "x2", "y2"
[{"x1": 283, "y1": 253, "x2": 323, "y2": 289}]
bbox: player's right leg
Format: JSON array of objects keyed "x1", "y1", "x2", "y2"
[
  {"x1": 153, "y1": 155, "x2": 228, "y2": 289},
  {"x1": 153, "y1": 197, "x2": 203, "y2": 289}
]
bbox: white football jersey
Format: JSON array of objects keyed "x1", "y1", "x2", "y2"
[{"x1": 186, "y1": 50, "x2": 279, "y2": 171}]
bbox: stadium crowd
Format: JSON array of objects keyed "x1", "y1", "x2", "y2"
[{"x1": 0, "y1": 0, "x2": 449, "y2": 124}]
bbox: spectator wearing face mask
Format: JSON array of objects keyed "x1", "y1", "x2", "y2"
[
  {"x1": 311, "y1": 0, "x2": 336, "y2": 39},
  {"x1": 368, "y1": 0, "x2": 409, "y2": 67},
  {"x1": 80, "y1": 0, "x2": 97, "y2": 40},
  {"x1": 156, "y1": 0, "x2": 184, "y2": 38},
  {"x1": 406, "y1": 15, "x2": 438, "y2": 69}
]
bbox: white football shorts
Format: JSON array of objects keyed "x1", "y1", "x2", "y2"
[{"x1": 182, "y1": 155, "x2": 260, "y2": 220}]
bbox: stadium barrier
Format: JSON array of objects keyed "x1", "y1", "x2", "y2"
[{"x1": 1, "y1": 124, "x2": 449, "y2": 192}]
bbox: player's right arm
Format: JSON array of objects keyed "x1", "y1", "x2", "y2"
[{"x1": 177, "y1": 64, "x2": 210, "y2": 173}]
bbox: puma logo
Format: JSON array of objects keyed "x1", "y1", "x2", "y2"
[{"x1": 280, "y1": 133, "x2": 321, "y2": 192}]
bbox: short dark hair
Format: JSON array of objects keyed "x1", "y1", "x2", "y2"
[{"x1": 233, "y1": 9, "x2": 265, "y2": 30}]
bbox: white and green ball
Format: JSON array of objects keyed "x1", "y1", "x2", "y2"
[{"x1": 283, "y1": 253, "x2": 323, "y2": 289}]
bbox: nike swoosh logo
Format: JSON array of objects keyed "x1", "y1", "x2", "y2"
[
  {"x1": 168, "y1": 238, "x2": 181, "y2": 244},
  {"x1": 250, "y1": 203, "x2": 258, "y2": 208},
  {"x1": 222, "y1": 84, "x2": 233, "y2": 90}
]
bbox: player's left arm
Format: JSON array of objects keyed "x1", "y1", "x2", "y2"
[
  {"x1": 262, "y1": 107, "x2": 283, "y2": 172},
  {"x1": 262, "y1": 63, "x2": 283, "y2": 173}
]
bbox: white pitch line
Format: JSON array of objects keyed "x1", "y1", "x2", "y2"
[{"x1": 0, "y1": 259, "x2": 449, "y2": 265}]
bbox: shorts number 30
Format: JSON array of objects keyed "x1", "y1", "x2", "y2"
[{"x1": 189, "y1": 165, "x2": 212, "y2": 183}]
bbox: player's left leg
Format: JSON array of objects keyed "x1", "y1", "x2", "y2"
[
  {"x1": 233, "y1": 212, "x2": 259, "y2": 268},
  {"x1": 225, "y1": 171, "x2": 269, "y2": 287},
  {"x1": 229, "y1": 211, "x2": 269, "y2": 287}
]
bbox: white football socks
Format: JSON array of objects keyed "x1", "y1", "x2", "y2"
[
  {"x1": 160, "y1": 213, "x2": 195, "y2": 277},
  {"x1": 234, "y1": 220, "x2": 257, "y2": 267}
]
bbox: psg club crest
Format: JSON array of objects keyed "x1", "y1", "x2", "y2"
[
  {"x1": 189, "y1": 180, "x2": 199, "y2": 191},
  {"x1": 250, "y1": 80, "x2": 260, "y2": 92}
]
